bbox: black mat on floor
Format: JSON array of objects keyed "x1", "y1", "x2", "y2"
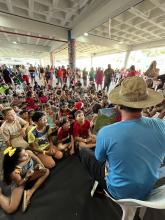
[
  {"x1": 0, "y1": 154, "x2": 164, "y2": 220},
  {"x1": 0, "y1": 155, "x2": 122, "y2": 220}
]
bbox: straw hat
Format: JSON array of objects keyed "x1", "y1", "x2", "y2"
[{"x1": 109, "y1": 76, "x2": 163, "y2": 108}]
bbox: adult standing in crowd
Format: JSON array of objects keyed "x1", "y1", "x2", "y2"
[
  {"x1": 126, "y1": 65, "x2": 140, "y2": 77},
  {"x1": 103, "y1": 64, "x2": 114, "y2": 92},
  {"x1": 79, "y1": 76, "x2": 165, "y2": 200},
  {"x1": 82, "y1": 68, "x2": 88, "y2": 88},
  {"x1": 49, "y1": 65, "x2": 54, "y2": 89},
  {"x1": 156, "y1": 73, "x2": 165, "y2": 90},
  {"x1": 144, "y1": 60, "x2": 159, "y2": 79},
  {"x1": 89, "y1": 67, "x2": 95, "y2": 83},
  {"x1": 62, "y1": 65, "x2": 67, "y2": 84},
  {"x1": 29, "y1": 64, "x2": 36, "y2": 85},
  {"x1": 2, "y1": 64, "x2": 12, "y2": 85},
  {"x1": 21, "y1": 65, "x2": 29, "y2": 84},
  {"x1": 57, "y1": 67, "x2": 63, "y2": 87},
  {"x1": 39, "y1": 65, "x2": 45, "y2": 83},
  {"x1": 45, "y1": 65, "x2": 51, "y2": 87},
  {"x1": 95, "y1": 67, "x2": 104, "y2": 90}
]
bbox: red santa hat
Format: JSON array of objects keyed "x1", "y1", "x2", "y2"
[{"x1": 74, "y1": 101, "x2": 84, "y2": 110}]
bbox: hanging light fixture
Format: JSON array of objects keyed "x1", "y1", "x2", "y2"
[{"x1": 84, "y1": 32, "x2": 89, "y2": 36}]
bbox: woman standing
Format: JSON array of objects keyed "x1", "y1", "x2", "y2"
[
  {"x1": 89, "y1": 67, "x2": 95, "y2": 83},
  {"x1": 95, "y1": 67, "x2": 104, "y2": 90},
  {"x1": 144, "y1": 60, "x2": 159, "y2": 79}
]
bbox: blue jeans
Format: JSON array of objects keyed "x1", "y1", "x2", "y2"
[{"x1": 79, "y1": 148, "x2": 107, "y2": 190}]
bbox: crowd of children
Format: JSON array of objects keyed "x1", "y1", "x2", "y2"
[{"x1": 0, "y1": 61, "x2": 164, "y2": 214}]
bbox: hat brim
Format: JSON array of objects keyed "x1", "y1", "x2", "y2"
[{"x1": 109, "y1": 87, "x2": 164, "y2": 108}]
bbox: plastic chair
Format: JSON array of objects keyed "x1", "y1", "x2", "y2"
[{"x1": 91, "y1": 181, "x2": 165, "y2": 220}]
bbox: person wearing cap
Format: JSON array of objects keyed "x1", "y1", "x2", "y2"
[{"x1": 79, "y1": 76, "x2": 165, "y2": 200}]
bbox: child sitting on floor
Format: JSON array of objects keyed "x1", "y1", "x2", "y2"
[
  {"x1": 1, "y1": 107, "x2": 29, "y2": 148},
  {"x1": 44, "y1": 103, "x2": 57, "y2": 130},
  {"x1": 1, "y1": 147, "x2": 49, "y2": 213},
  {"x1": 38, "y1": 91, "x2": 48, "y2": 104},
  {"x1": 57, "y1": 117, "x2": 74, "y2": 155},
  {"x1": 25, "y1": 91, "x2": 39, "y2": 111},
  {"x1": 73, "y1": 110, "x2": 96, "y2": 149},
  {"x1": 28, "y1": 111, "x2": 63, "y2": 169}
]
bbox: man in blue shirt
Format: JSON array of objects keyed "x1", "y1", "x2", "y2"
[{"x1": 79, "y1": 76, "x2": 165, "y2": 199}]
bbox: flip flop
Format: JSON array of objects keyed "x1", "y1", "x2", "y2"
[{"x1": 22, "y1": 190, "x2": 30, "y2": 212}]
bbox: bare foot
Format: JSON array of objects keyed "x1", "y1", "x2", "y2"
[{"x1": 69, "y1": 150, "x2": 75, "y2": 155}]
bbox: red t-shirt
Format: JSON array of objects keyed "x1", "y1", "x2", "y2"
[
  {"x1": 62, "y1": 68, "x2": 67, "y2": 78},
  {"x1": 127, "y1": 71, "x2": 140, "y2": 77},
  {"x1": 39, "y1": 96, "x2": 48, "y2": 103},
  {"x1": 57, "y1": 127, "x2": 71, "y2": 140},
  {"x1": 59, "y1": 109, "x2": 71, "y2": 118},
  {"x1": 57, "y1": 127, "x2": 72, "y2": 144},
  {"x1": 57, "y1": 69, "x2": 63, "y2": 78},
  {"x1": 26, "y1": 97, "x2": 35, "y2": 105},
  {"x1": 73, "y1": 120, "x2": 90, "y2": 138},
  {"x1": 25, "y1": 97, "x2": 39, "y2": 110}
]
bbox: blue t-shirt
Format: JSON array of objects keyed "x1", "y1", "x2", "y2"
[{"x1": 95, "y1": 117, "x2": 165, "y2": 199}]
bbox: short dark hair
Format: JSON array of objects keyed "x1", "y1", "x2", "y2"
[
  {"x1": 19, "y1": 110, "x2": 28, "y2": 116},
  {"x1": 44, "y1": 103, "x2": 51, "y2": 109},
  {"x1": 32, "y1": 111, "x2": 44, "y2": 122},
  {"x1": 120, "y1": 105, "x2": 142, "y2": 113},
  {"x1": 1, "y1": 107, "x2": 13, "y2": 116},
  {"x1": 130, "y1": 65, "x2": 135, "y2": 72},
  {"x1": 60, "y1": 102, "x2": 68, "y2": 108},
  {"x1": 75, "y1": 110, "x2": 83, "y2": 118},
  {"x1": 59, "y1": 116, "x2": 68, "y2": 127},
  {"x1": 92, "y1": 103, "x2": 102, "y2": 114},
  {"x1": 26, "y1": 91, "x2": 32, "y2": 97}
]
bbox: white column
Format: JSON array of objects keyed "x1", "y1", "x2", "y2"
[
  {"x1": 50, "y1": 52, "x2": 55, "y2": 66},
  {"x1": 91, "y1": 54, "x2": 93, "y2": 68},
  {"x1": 124, "y1": 50, "x2": 131, "y2": 68}
]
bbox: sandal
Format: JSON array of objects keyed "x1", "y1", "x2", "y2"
[{"x1": 22, "y1": 190, "x2": 30, "y2": 212}]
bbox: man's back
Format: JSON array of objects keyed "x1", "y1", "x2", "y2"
[{"x1": 95, "y1": 117, "x2": 165, "y2": 199}]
